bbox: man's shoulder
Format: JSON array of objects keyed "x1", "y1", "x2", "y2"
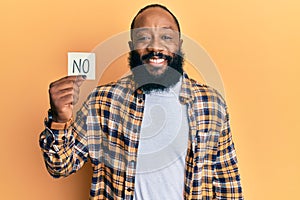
[{"x1": 188, "y1": 77, "x2": 226, "y2": 106}]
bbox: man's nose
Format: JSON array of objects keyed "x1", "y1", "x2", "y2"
[{"x1": 147, "y1": 37, "x2": 164, "y2": 52}]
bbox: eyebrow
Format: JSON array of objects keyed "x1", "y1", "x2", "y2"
[
  {"x1": 161, "y1": 26, "x2": 174, "y2": 30},
  {"x1": 133, "y1": 26, "x2": 177, "y2": 34}
]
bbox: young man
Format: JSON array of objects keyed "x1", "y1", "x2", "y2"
[{"x1": 40, "y1": 4, "x2": 243, "y2": 199}]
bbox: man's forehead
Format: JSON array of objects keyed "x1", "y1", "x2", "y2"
[{"x1": 133, "y1": 7, "x2": 179, "y2": 31}]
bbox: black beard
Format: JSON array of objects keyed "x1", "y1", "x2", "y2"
[{"x1": 129, "y1": 50, "x2": 184, "y2": 93}]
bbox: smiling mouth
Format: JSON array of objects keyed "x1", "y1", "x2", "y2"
[
  {"x1": 142, "y1": 52, "x2": 172, "y2": 68},
  {"x1": 147, "y1": 58, "x2": 166, "y2": 66}
]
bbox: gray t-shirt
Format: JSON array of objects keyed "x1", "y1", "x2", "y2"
[{"x1": 133, "y1": 79, "x2": 189, "y2": 200}]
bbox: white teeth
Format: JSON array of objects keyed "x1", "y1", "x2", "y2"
[{"x1": 149, "y1": 58, "x2": 164, "y2": 64}]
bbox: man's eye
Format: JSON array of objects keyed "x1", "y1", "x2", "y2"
[
  {"x1": 137, "y1": 36, "x2": 151, "y2": 41},
  {"x1": 162, "y1": 35, "x2": 172, "y2": 40}
]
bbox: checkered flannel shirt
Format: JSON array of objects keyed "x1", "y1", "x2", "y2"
[{"x1": 40, "y1": 72, "x2": 243, "y2": 199}]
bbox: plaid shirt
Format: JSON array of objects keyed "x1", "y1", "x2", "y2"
[{"x1": 40, "y1": 72, "x2": 243, "y2": 199}]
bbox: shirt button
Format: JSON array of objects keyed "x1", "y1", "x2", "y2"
[
  {"x1": 129, "y1": 160, "x2": 135, "y2": 167},
  {"x1": 53, "y1": 145, "x2": 59, "y2": 152},
  {"x1": 127, "y1": 176, "x2": 134, "y2": 182}
]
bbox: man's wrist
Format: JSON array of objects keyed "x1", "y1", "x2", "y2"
[
  {"x1": 50, "y1": 118, "x2": 73, "y2": 130},
  {"x1": 45, "y1": 109, "x2": 73, "y2": 130}
]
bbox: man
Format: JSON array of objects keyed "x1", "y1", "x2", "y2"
[{"x1": 40, "y1": 4, "x2": 243, "y2": 200}]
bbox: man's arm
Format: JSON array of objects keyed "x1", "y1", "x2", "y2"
[
  {"x1": 213, "y1": 107, "x2": 243, "y2": 199},
  {"x1": 39, "y1": 107, "x2": 89, "y2": 177},
  {"x1": 39, "y1": 76, "x2": 88, "y2": 177}
]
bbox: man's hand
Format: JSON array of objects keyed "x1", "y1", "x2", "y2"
[{"x1": 49, "y1": 76, "x2": 85, "y2": 123}]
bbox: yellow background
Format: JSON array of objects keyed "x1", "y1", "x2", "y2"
[{"x1": 1, "y1": 0, "x2": 299, "y2": 199}]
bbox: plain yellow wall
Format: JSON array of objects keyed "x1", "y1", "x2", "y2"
[{"x1": 1, "y1": 0, "x2": 299, "y2": 199}]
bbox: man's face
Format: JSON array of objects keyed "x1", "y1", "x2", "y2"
[
  {"x1": 128, "y1": 7, "x2": 184, "y2": 92},
  {"x1": 129, "y1": 7, "x2": 183, "y2": 77}
]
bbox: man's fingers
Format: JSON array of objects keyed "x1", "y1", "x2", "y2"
[
  {"x1": 53, "y1": 84, "x2": 80, "y2": 99},
  {"x1": 54, "y1": 94, "x2": 74, "y2": 109},
  {"x1": 60, "y1": 94, "x2": 74, "y2": 105},
  {"x1": 61, "y1": 87, "x2": 80, "y2": 105},
  {"x1": 49, "y1": 76, "x2": 74, "y2": 88},
  {"x1": 49, "y1": 75, "x2": 84, "y2": 88},
  {"x1": 50, "y1": 88, "x2": 73, "y2": 100},
  {"x1": 73, "y1": 93, "x2": 79, "y2": 105},
  {"x1": 75, "y1": 75, "x2": 86, "y2": 87},
  {"x1": 48, "y1": 75, "x2": 85, "y2": 121},
  {"x1": 51, "y1": 87, "x2": 80, "y2": 106},
  {"x1": 49, "y1": 76, "x2": 83, "y2": 96}
]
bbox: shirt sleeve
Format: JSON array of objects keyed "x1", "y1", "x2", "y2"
[
  {"x1": 39, "y1": 102, "x2": 89, "y2": 178},
  {"x1": 213, "y1": 107, "x2": 243, "y2": 199}
]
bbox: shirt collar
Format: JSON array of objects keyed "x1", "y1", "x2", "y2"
[
  {"x1": 128, "y1": 71, "x2": 194, "y2": 103},
  {"x1": 179, "y1": 72, "x2": 194, "y2": 105}
]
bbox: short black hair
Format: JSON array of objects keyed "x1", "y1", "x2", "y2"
[{"x1": 130, "y1": 4, "x2": 181, "y2": 38}]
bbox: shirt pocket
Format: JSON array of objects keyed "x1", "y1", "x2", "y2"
[{"x1": 195, "y1": 129, "x2": 220, "y2": 165}]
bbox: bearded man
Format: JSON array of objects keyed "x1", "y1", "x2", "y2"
[{"x1": 40, "y1": 4, "x2": 243, "y2": 199}]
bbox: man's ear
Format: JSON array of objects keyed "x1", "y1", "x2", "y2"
[
  {"x1": 179, "y1": 39, "x2": 183, "y2": 49},
  {"x1": 128, "y1": 41, "x2": 134, "y2": 51}
]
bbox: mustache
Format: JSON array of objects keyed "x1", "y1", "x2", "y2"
[{"x1": 141, "y1": 52, "x2": 172, "y2": 62}]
